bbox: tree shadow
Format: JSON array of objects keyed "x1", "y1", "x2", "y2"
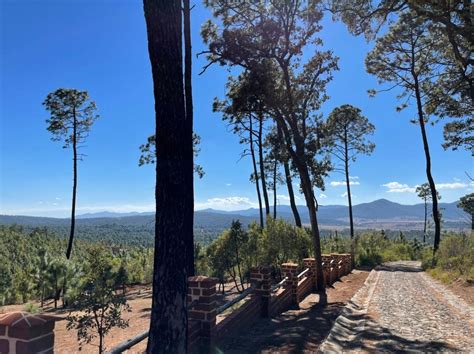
[
  {"x1": 375, "y1": 262, "x2": 423, "y2": 273},
  {"x1": 326, "y1": 310, "x2": 458, "y2": 352}
]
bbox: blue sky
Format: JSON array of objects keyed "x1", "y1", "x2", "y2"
[{"x1": 1, "y1": 0, "x2": 472, "y2": 218}]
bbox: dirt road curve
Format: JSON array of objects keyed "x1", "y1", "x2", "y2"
[{"x1": 320, "y1": 261, "x2": 474, "y2": 352}]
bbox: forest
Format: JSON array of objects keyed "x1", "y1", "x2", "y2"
[{"x1": 1, "y1": 0, "x2": 473, "y2": 353}]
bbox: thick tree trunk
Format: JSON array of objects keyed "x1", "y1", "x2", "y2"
[
  {"x1": 298, "y1": 164, "x2": 325, "y2": 293},
  {"x1": 144, "y1": 0, "x2": 190, "y2": 352},
  {"x1": 249, "y1": 116, "x2": 264, "y2": 228},
  {"x1": 258, "y1": 115, "x2": 270, "y2": 217},
  {"x1": 183, "y1": 0, "x2": 195, "y2": 277},
  {"x1": 413, "y1": 75, "x2": 441, "y2": 254}
]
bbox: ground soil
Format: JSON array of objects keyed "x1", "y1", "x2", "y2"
[{"x1": 443, "y1": 279, "x2": 474, "y2": 307}]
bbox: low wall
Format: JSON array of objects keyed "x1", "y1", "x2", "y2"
[
  {"x1": 270, "y1": 286, "x2": 292, "y2": 317},
  {"x1": 0, "y1": 312, "x2": 58, "y2": 354},
  {"x1": 215, "y1": 296, "x2": 261, "y2": 338}
]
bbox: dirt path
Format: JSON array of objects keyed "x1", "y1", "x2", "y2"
[
  {"x1": 215, "y1": 269, "x2": 370, "y2": 353},
  {"x1": 320, "y1": 261, "x2": 474, "y2": 352}
]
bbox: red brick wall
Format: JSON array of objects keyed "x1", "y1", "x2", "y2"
[
  {"x1": 215, "y1": 296, "x2": 261, "y2": 339},
  {"x1": 297, "y1": 275, "x2": 312, "y2": 302},
  {"x1": 0, "y1": 312, "x2": 58, "y2": 354},
  {"x1": 269, "y1": 286, "x2": 292, "y2": 317}
]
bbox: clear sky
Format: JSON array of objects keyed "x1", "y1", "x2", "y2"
[{"x1": 1, "y1": 0, "x2": 472, "y2": 218}]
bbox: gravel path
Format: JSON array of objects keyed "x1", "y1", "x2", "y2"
[{"x1": 320, "y1": 261, "x2": 474, "y2": 352}]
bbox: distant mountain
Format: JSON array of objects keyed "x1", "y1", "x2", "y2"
[
  {"x1": 0, "y1": 199, "x2": 469, "y2": 247},
  {"x1": 204, "y1": 199, "x2": 467, "y2": 226},
  {"x1": 77, "y1": 211, "x2": 154, "y2": 219}
]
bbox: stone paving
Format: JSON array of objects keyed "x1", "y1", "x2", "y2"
[{"x1": 320, "y1": 261, "x2": 474, "y2": 352}]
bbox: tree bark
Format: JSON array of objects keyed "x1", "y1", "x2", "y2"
[
  {"x1": 144, "y1": 0, "x2": 190, "y2": 352},
  {"x1": 258, "y1": 115, "x2": 270, "y2": 217},
  {"x1": 344, "y1": 131, "x2": 354, "y2": 241},
  {"x1": 273, "y1": 159, "x2": 277, "y2": 218},
  {"x1": 66, "y1": 107, "x2": 77, "y2": 260},
  {"x1": 278, "y1": 125, "x2": 302, "y2": 227},
  {"x1": 249, "y1": 116, "x2": 264, "y2": 228},
  {"x1": 183, "y1": 0, "x2": 195, "y2": 277},
  {"x1": 284, "y1": 161, "x2": 302, "y2": 227},
  {"x1": 423, "y1": 199, "x2": 427, "y2": 243},
  {"x1": 343, "y1": 129, "x2": 355, "y2": 267},
  {"x1": 413, "y1": 73, "x2": 441, "y2": 255}
]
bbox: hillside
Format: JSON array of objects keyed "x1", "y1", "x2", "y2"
[{"x1": 1, "y1": 199, "x2": 469, "y2": 247}]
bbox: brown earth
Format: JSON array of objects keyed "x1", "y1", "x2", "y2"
[
  {"x1": 0, "y1": 272, "x2": 369, "y2": 353},
  {"x1": 437, "y1": 278, "x2": 474, "y2": 307}
]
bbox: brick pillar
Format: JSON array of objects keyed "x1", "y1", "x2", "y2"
[
  {"x1": 303, "y1": 258, "x2": 317, "y2": 290},
  {"x1": 281, "y1": 263, "x2": 299, "y2": 304},
  {"x1": 344, "y1": 253, "x2": 352, "y2": 274},
  {"x1": 188, "y1": 276, "x2": 217, "y2": 352},
  {"x1": 322, "y1": 255, "x2": 331, "y2": 286},
  {"x1": 0, "y1": 312, "x2": 58, "y2": 354},
  {"x1": 250, "y1": 266, "x2": 271, "y2": 317},
  {"x1": 331, "y1": 254, "x2": 342, "y2": 279}
]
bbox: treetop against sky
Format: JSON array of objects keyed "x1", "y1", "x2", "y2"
[{"x1": 0, "y1": 1, "x2": 472, "y2": 218}]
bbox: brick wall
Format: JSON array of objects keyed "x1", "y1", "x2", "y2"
[
  {"x1": 269, "y1": 287, "x2": 292, "y2": 317},
  {"x1": 297, "y1": 275, "x2": 313, "y2": 302},
  {"x1": 0, "y1": 312, "x2": 58, "y2": 354}
]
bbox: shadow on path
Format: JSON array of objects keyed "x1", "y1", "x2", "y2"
[
  {"x1": 327, "y1": 306, "x2": 458, "y2": 352},
  {"x1": 375, "y1": 261, "x2": 423, "y2": 273}
]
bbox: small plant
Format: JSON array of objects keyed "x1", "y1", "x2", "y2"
[
  {"x1": 66, "y1": 248, "x2": 130, "y2": 353},
  {"x1": 23, "y1": 303, "x2": 40, "y2": 314}
]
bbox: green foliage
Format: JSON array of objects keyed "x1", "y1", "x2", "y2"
[
  {"x1": 43, "y1": 88, "x2": 99, "y2": 148},
  {"x1": 0, "y1": 225, "x2": 153, "y2": 306},
  {"x1": 353, "y1": 231, "x2": 424, "y2": 267},
  {"x1": 67, "y1": 247, "x2": 130, "y2": 353},
  {"x1": 23, "y1": 303, "x2": 40, "y2": 314},
  {"x1": 435, "y1": 233, "x2": 474, "y2": 279},
  {"x1": 138, "y1": 133, "x2": 204, "y2": 178}
]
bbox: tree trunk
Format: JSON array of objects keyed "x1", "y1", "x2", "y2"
[
  {"x1": 413, "y1": 74, "x2": 441, "y2": 255},
  {"x1": 183, "y1": 0, "x2": 195, "y2": 277},
  {"x1": 278, "y1": 125, "x2": 302, "y2": 227},
  {"x1": 258, "y1": 115, "x2": 270, "y2": 217},
  {"x1": 300, "y1": 168, "x2": 325, "y2": 293},
  {"x1": 249, "y1": 116, "x2": 264, "y2": 228},
  {"x1": 344, "y1": 130, "x2": 355, "y2": 267},
  {"x1": 144, "y1": 0, "x2": 190, "y2": 352},
  {"x1": 273, "y1": 158, "x2": 277, "y2": 219},
  {"x1": 284, "y1": 161, "x2": 302, "y2": 227},
  {"x1": 423, "y1": 199, "x2": 427, "y2": 243},
  {"x1": 66, "y1": 108, "x2": 77, "y2": 260},
  {"x1": 99, "y1": 331, "x2": 104, "y2": 354}
]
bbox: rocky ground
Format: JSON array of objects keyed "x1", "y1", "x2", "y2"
[{"x1": 320, "y1": 261, "x2": 474, "y2": 352}]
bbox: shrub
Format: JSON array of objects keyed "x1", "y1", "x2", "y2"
[
  {"x1": 436, "y1": 233, "x2": 473, "y2": 280},
  {"x1": 23, "y1": 303, "x2": 40, "y2": 314}
]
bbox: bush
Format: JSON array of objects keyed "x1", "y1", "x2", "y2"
[
  {"x1": 435, "y1": 233, "x2": 473, "y2": 280},
  {"x1": 23, "y1": 303, "x2": 40, "y2": 314}
]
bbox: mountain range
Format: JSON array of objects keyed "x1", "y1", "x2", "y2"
[{"x1": 1, "y1": 198, "x2": 469, "y2": 230}]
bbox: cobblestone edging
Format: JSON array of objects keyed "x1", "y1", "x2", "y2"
[{"x1": 318, "y1": 269, "x2": 379, "y2": 352}]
